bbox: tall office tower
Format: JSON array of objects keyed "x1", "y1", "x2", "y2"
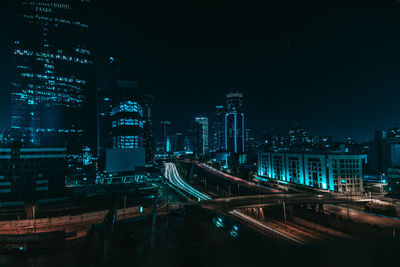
[
  {"x1": 212, "y1": 105, "x2": 225, "y2": 152},
  {"x1": 110, "y1": 80, "x2": 144, "y2": 149},
  {"x1": 195, "y1": 117, "x2": 209, "y2": 155},
  {"x1": 226, "y1": 92, "x2": 243, "y2": 113},
  {"x1": 189, "y1": 122, "x2": 203, "y2": 156},
  {"x1": 142, "y1": 91, "x2": 154, "y2": 163},
  {"x1": 225, "y1": 92, "x2": 245, "y2": 154},
  {"x1": 11, "y1": 1, "x2": 95, "y2": 150},
  {"x1": 160, "y1": 121, "x2": 172, "y2": 154}
]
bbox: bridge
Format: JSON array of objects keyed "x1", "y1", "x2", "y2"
[{"x1": 199, "y1": 193, "x2": 373, "y2": 211}]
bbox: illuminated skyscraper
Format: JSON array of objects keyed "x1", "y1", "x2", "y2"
[
  {"x1": 11, "y1": 1, "x2": 95, "y2": 149},
  {"x1": 160, "y1": 121, "x2": 172, "y2": 153},
  {"x1": 110, "y1": 80, "x2": 143, "y2": 149},
  {"x1": 142, "y1": 91, "x2": 155, "y2": 163},
  {"x1": 195, "y1": 117, "x2": 209, "y2": 155},
  {"x1": 225, "y1": 92, "x2": 245, "y2": 154},
  {"x1": 211, "y1": 105, "x2": 225, "y2": 152}
]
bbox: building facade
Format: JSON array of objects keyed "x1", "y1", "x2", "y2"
[
  {"x1": 194, "y1": 117, "x2": 209, "y2": 155},
  {"x1": 12, "y1": 0, "x2": 95, "y2": 150},
  {"x1": 211, "y1": 105, "x2": 225, "y2": 152},
  {"x1": 0, "y1": 144, "x2": 66, "y2": 199},
  {"x1": 257, "y1": 151, "x2": 364, "y2": 192},
  {"x1": 142, "y1": 92, "x2": 154, "y2": 163},
  {"x1": 225, "y1": 92, "x2": 245, "y2": 154},
  {"x1": 109, "y1": 80, "x2": 144, "y2": 149},
  {"x1": 159, "y1": 121, "x2": 172, "y2": 154}
]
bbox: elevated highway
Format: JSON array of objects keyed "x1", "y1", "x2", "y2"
[{"x1": 163, "y1": 162, "x2": 211, "y2": 201}]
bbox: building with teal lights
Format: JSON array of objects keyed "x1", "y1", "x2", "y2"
[
  {"x1": 11, "y1": 0, "x2": 95, "y2": 150},
  {"x1": 224, "y1": 92, "x2": 245, "y2": 154},
  {"x1": 109, "y1": 80, "x2": 144, "y2": 149},
  {"x1": 257, "y1": 151, "x2": 364, "y2": 192}
]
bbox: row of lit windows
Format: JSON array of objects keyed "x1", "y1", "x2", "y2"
[
  {"x1": 111, "y1": 101, "x2": 143, "y2": 116},
  {"x1": 19, "y1": 72, "x2": 86, "y2": 85},
  {"x1": 112, "y1": 119, "x2": 144, "y2": 128},
  {"x1": 10, "y1": 126, "x2": 83, "y2": 133},
  {"x1": 14, "y1": 49, "x2": 92, "y2": 64},
  {"x1": 22, "y1": 14, "x2": 89, "y2": 29},
  {"x1": 114, "y1": 136, "x2": 140, "y2": 149}
]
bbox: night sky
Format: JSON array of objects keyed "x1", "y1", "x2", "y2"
[{"x1": 1, "y1": 0, "x2": 400, "y2": 142}]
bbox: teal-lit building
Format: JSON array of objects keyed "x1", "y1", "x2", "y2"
[
  {"x1": 257, "y1": 151, "x2": 364, "y2": 192},
  {"x1": 11, "y1": 0, "x2": 95, "y2": 150}
]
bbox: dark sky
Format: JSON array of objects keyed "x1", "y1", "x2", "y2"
[{"x1": 2, "y1": 0, "x2": 400, "y2": 142}]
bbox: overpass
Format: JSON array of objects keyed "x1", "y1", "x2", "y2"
[{"x1": 198, "y1": 193, "x2": 373, "y2": 211}]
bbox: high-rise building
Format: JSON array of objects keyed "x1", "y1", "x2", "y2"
[
  {"x1": 368, "y1": 130, "x2": 400, "y2": 174},
  {"x1": 195, "y1": 117, "x2": 209, "y2": 155},
  {"x1": 211, "y1": 105, "x2": 225, "y2": 152},
  {"x1": 160, "y1": 121, "x2": 172, "y2": 154},
  {"x1": 226, "y1": 92, "x2": 243, "y2": 113},
  {"x1": 288, "y1": 125, "x2": 309, "y2": 147},
  {"x1": 11, "y1": 1, "x2": 95, "y2": 150},
  {"x1": 142, "y1": 91, "x2": 154, "y2": 163},
  {"x1": 225, "y1": 92, "x2": 245, "y2": 154},
  {"x1": 189, "y1": 121, "x2": 203, "y2": 156},
  {"x1": 172, "y1": 132, "x2": 185, "y2": 153},
  {"x1": 109, "y1": 80, "x2": 143, "y2": 149}
]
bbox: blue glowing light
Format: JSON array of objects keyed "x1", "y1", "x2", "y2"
[
  {"x1": 230, "y1": 229, "x2": 239, "y2": 238},
  {"x1": 214, "y1": 217, "x2": 224, "y2": 228}
]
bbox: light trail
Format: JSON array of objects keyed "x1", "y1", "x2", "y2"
[
  {"x1": 164, "y1": 163, "x2": 211, "y2": 201},
  {"x1": 196, "y1": 163, "x2": 281, "y2": 193}
]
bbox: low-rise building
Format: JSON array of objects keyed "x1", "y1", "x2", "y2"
[
  {"x1": 0, "y1": 145, "x2": 66, "y2": 199},
  {"x1": 257, "y1": 151, "x2": 364, "y2": 192}
]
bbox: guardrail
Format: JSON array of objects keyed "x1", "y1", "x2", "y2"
[{"x1": 229, "y1": 210, "x2": 306, "y2": 245}]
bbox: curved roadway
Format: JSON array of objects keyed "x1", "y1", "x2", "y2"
[{"x1": 164, "y1": 163, "x2": 211, "y2": 201}]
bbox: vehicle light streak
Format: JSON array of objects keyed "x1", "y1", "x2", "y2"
[{"x1": 164, "y1": 163, "x2": 211, "y2": 201}]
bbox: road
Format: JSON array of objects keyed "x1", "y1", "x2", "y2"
[
  {"x1": 164, "y1": 163, "x2": 211, "y2": 201},
  {"x1": 199, "y1": 193, "x2": 372, "y2": 211},
  {"x1": 324, "y1": 204, "x2": 400, "y2": 228},
  {"x1": 0, "y1": 205, "x2": 168, "y2": 238},
  {"x1": 196, "y1": 163, "x2": 281, "y2": 193}
]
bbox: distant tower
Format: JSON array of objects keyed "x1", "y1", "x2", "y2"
[
  {"x1": 212, "y1": 105, "x2": 225, "y2": 152},
  {"x1": 160, "y1": 121, "x2": 172, "y2": 153},
  {"x1": 195, "y1": 117, "x2": 209, "y2": 155},
  {"x1": 225, "y1": 91, "x2": 245, "y2": 153},
  {"x1": 142, "y1": 90, "x2": 155, "y2": 163}
]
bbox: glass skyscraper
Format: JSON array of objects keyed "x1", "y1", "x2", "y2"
[
  {"x1": 11, "y1": 0, "x2": 95, "y2": 149},
  {"x1": 225, "y1": 92, "x2": 245, "y2": 154},
  {"x1": 110, "y1": 80, "x2": 144, "y2": 149},
  {"x1": 195, "y1": 117, "x2": 209, "y2": 155}
]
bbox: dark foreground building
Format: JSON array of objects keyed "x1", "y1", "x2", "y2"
[
  {"x1": 0, "y1": 144, "x2": 66, "y2": 200},
  {"x1": 11, "y1": 0, "x2": 95, "y2": 150}
]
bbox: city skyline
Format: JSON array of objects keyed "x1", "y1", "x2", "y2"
[
  {"x1": 1, "y1": 0, "x2": 400, "y2": 142},
  {"x1": 0, "y1": 1, "x2": 399, "y2": 266}
]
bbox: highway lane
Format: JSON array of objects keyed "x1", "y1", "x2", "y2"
[
  {"x1": 196, "y1": 163, "x2": 281, "y2": 193},
  {"x1": 324, "y1": 204, "x2": 400, "y2": 228},
  {"x1": 164, "y1": 163, "x2": 211, "y2": 201},
  {"x1": 229, "y1": 209, "x2": 306, "y2": 245}
]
